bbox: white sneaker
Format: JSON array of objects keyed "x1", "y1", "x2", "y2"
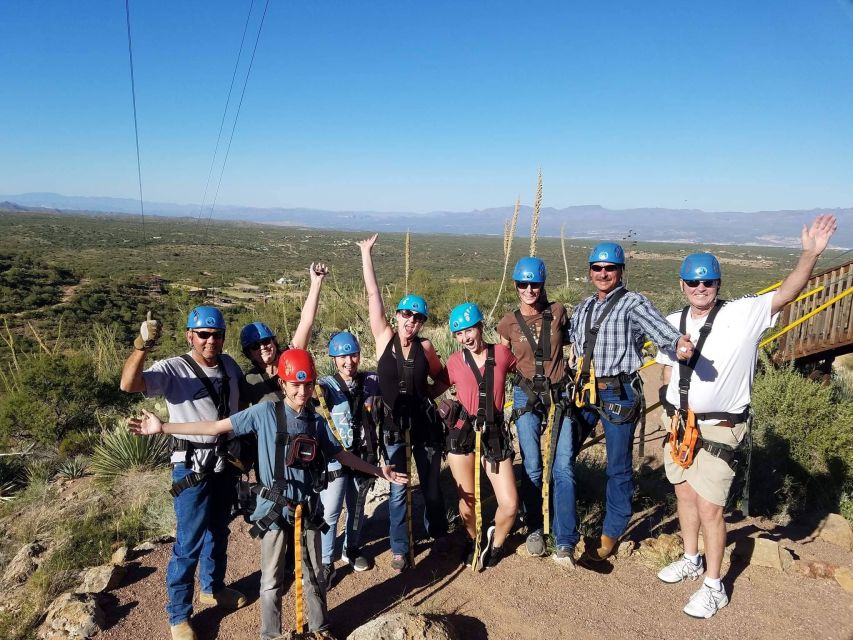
[
  {"x1": 657, "y1": 556, "x2": 705, "y2": 583},
  {"x1": 683, "y1": 583, "x2": 729, "y2": 619}
]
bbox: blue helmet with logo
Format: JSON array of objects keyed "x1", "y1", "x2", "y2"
[
  {"x1": 396, "y1": 294, "x2": 429, "y2": 318},
  {"x1": 512, "y1": 256, "x2": 547, "y2": 283},
  {"x1": 239, "y1": 322, "x2": 275, "y2": 348},
  {"x1": 186, "y1": 306, "x2": 226, "y2": 330},
  {"x1": 448, "y1": 302, "x2": 484, "y2": 333},
  {"x1": 328, "y1": 331, "x2": 361, "y2": 357},
  {"x1": 679, "y1": 253, "x2": 722, "y2": 281},
  {"x1": 588, "y1": 242, "x2": 625, "y2": 265}
]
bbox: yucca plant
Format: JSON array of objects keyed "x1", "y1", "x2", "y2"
[
  {"x1": 529, "y1": 168, "x2": 543, "y2": 257},
  {"x1": 488, "y1": 198, "x2": 520, "y2": 322},
  {"x1": 56, "y1": 455, "x2": 89, "y2": 480},
  {"x1": 25, "y1": 459, "x2": 56, "y2": 485},
  {"x1": 91, "y1": 427, "x2": 171, "y2": 480}
]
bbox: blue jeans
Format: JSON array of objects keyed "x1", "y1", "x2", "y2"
[
  {"x1": 513, "y1": 386, "x2": 578, "y2": 547},
  {"x1": 572, "y1": 381, "x2": 638, "y2": 540},
  {"x1": 383, "y1": 441, "x2": 447, "y2": 555},
  {"x1": 166, "y1": 465, "x2": 235, "y2": 625},
  {"x1": 319, "y1": 462, "x2": 367, "y2": 564}
]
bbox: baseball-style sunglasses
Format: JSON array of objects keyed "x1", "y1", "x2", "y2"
[
  {"x1": 590, "y1": 264, "x2": 620, "y2": 273},
  {"x1": 193, "y1": 330, "x2": 225, "y2": 340},
  {"x1": 683, "y1": 279, "x2": 720, "y2": 288},
  {"x1": 398, "y1": 309, "x2": 427, "y2": 323},
  {"x1": 249, "y1": 337, "x2": 274, "y2": 350}
]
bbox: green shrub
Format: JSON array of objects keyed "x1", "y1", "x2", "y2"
[
  {"x1": 55, "y1": 455, "x2": 88, "y2": 480},
  {"x1": 90, "y1": 427, "x2": 170, "y2": 480},
  {"x1": 0, "y1": 352, "x2": 130, "y2": 446}
]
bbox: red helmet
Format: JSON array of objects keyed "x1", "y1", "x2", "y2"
[{"x1": 277, "y1": 348, "x2": 316, "y2": 383}]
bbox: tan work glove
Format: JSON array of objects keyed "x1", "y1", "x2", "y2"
[{"x1": 134, "y1": 311, "x2": 163, "y2": 350}]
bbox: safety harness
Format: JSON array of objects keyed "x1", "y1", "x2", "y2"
[
  {"x1": 389, "y1": 333, "x2": 417, "y2": 566},
  {"x1": 169, "y1": 354, "x2": 237, "y2": 497},
  {"x1": 668, "y1": 300, "x2": 749, "y2": 472},
  {"x1": 512, "y1": 307, "x2": 553, "y2": 418},
  {"x1": 248, "y1": 404, "x2": 329, "y2": 538}
]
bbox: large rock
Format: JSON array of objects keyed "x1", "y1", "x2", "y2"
[
  {"x1": 1, "y1": 541, "x2": 46, "y2": 587},
  {"x1": 835, "y1": 566, "x2": 853, "y2": 596},
  {"x1": 347, "y1": 612, "x2": 459, "y2": 640},
  {"x1": 38, "y1": 592, "x2": 106, "y2": 639},
  {"x1": 732, "y1": 535, "x2": 792, "y2": 571},
  {"x1": 636, "y1": 533, "x2": 682, "y2": 568},
  {"x1": 75, "y1": 564, "x2": 126, "y2": 594},
  {"x1": 817, "y1": 514, "x2": 853, "y2": 552}
]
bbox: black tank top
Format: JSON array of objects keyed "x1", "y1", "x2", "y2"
[{"x1": 377, "y1": 336, "x2": 433, "y2": 441}]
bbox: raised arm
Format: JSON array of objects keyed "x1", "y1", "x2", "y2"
[
  {"x1": 772, "y1": 214, "x2": 837, "y2": 315},
  {"x1": 357, "y1": 234, "x2": 394, "y2": 348},
  {"x1": 120, "y1": 311, "x2": 163, "y2": 393},
  {"x1": 128, "y1": 409, "x2": 234, "y2": 436},
  {"x1": 291, "y1": 262, "x2": 328, "y2": 349}
]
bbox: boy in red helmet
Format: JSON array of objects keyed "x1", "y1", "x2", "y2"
[{"x1": 130, "y1": 349, "x2": 407, "y2": 639}]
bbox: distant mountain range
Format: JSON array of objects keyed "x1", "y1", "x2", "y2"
[{"x1": 1, "y1": 192, "x2": 851, "y2": 248}]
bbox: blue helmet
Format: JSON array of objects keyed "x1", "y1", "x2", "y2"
[
  {"x1": 186, "y1": 306, "x2": 225, "y2": 330},
  {"x1": 680, "y1": 253, "x2": 722, "y2": 280},
  {"x1": 449, "y1": 302, "x2": 484, "y2": 333},
  {"x1": 512, "y1": 256, "x2": 547, "y2": 283},
  {"x1": 239, "y1": 322, "x2": 275, "y2": 348},
  {"x1": 328, "y1": 331, "x2": 361, "y2": 357},
  {"x1": 396, "y1": 294, "x2": 429, "y2": 318},
  {"x1": 588, "y1": 242, "x2": 625, "y2": 265}
]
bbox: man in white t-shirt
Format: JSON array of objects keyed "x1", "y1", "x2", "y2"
[{"x1": 655, "y1": 214, "x2": 837, "y2": 619}]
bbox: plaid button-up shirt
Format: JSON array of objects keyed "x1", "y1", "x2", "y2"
[{"x1": 567, "y1": 285, "x2": 681, "y2": 377}]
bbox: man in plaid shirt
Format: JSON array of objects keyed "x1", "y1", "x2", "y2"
[{"x1": 567, "y1": 242, "x2": 694, "y2": 562}]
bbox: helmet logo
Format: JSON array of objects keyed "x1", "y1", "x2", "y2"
[
  {"x1": 598, "y1": 251, "x2": 609, "y2": 260},
  {"x1": 296, "y1": 370, "x2": 307, "y2": 381},
  {"x1": 522, "y1": 271, "x2": 534, "y2": 280},
  {"x1": 342, "y1": 344, "x2": 352, "y2": 352},
  {"x1": 695, "y1": 266, "x2": 708, "y2": 277},
  {"x1": 205, "y1": 318, "x2": 215, "y2": 326}
]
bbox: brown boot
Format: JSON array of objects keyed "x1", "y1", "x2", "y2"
[
  {"x1": 588, "y1": 534, "x2": 618, "y2": 561},
  {"x1": 170, "y1": 621, "x2": 197, "y2": 640},
  {"x1": 199, "y1": 587, "x2": 247, "y2": 610}
]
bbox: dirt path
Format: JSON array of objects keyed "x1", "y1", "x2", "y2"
[{"x1": 98, "y1": 474, "x2": 853, "y2": 640}]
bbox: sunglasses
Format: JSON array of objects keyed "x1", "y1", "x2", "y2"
[
  {"x1": 590, "y1": 264, "x2": 620, "y2": 273},
  {"x1": 193, "y1": 330, "x2": 225, "y2": 340},
  {"x1": 398, "y1": 309, "x2": 427, "y2": 323},
  {"x1": 249, "y1": 337, "x2": 274, "y2": 351},
  {"x1": 193, "y1": 331, "x2": 225, "y2": 340},
  {"x1": 684, "y1": 279, "x2": 720, "y2": 288},
  {"x1": 515, "y1": 281, "x2": 542, "y2": 290}
]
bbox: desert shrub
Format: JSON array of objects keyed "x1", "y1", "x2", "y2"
[
  {"x1": 0, "y1": 352, "x2": 130, "y2": 447},
  {"x1": 55, "y1": 455, "x2": 89, "y2": 480},
  {"x1": 90, "y1": 426, "x2": 170, "y2": 480},
  {"x1": 750, "y1": 357, "x2": 853, "y2": 518}
]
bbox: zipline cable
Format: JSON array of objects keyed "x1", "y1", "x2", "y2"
[
  {"x1": 196, "y1": 0, "x2": 256, "y2": 227},
  {"x1": 124, "y1": 0, "x2": 146, "y2": 242},
  {"x1": 203, "y1": 0, "x2": 271, "y2": 242}
]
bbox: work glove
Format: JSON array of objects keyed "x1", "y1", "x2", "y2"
[{"x1": 134, "y1": 311, "x2": 162, "y2": 350}]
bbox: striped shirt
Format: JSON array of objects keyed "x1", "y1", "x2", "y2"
[{"x1": 567, "y1": 286, "x2": 681, "y2": 377}]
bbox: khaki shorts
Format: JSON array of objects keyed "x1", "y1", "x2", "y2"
[{"x1": 664, "y1": 420, "x2": 749, "y2": 506}]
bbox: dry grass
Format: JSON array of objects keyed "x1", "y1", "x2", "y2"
[{"x1": 529, "y1": 168, "x2": 542, "y2": 257}]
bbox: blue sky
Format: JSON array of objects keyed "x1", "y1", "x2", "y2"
[{"x1": 1, "y1": 1, "x2": 852, "y2": 213}]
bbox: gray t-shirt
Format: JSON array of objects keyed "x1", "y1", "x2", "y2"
[{"x1": 142, "y1": 352, "x2": 243, "y2": 468}]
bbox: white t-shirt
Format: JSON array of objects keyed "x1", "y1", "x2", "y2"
[
  {"x1": 143, "y1": 352, "x2": 242, "y2": 466},
  {"x1": 656, "y1": 293, "x2": 778, "y2": 418}
]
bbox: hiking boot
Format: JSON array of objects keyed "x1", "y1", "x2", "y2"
[
  {"x1": 198, "y1": 587, "x2": 246, "y2": 610},
  {"x1": 552, "y1": 545, "x2": 576, "y2": 568},
  {"x1": 683, "y1": 582, "x2": 729, "y2": 619},
  {"x1": 658, "y1": 555, "x2": 705, "y2": 583},
  {"x1": 525, "y1": 529, "x2": 547, "y2": 557},
  {"x1": 478, "y1": 525, "x2": 496, "y2": 570},
  {"x1": 170, "y1": 621, "x2": 197, "y2": 640},
  {"x1": 342, "y1": 547, "x2": 371, "y2": 572},
  {"x1": 484, "y1": 545, "x2": 507, "y2": 569},
  {"x1": 390, "y1": 553, "x2": 408, "y2": 572},
  {"x1": 586, "y1": 534, "x2": 617, "y2": 562},
  {"x1": 322, "y1": 563, "x2": 337, "y2": 589},
  {"x1": 462, "y1": 537, "x2": 475, "y2": 567}
]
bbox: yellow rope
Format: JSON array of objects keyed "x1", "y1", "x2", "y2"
[
  {"x1": 405, "y1": 429, "x2": 415, "y2": 567},
  {"x1": 294, "y1": 504, "x2": 304, "y2": 634},
  {"x1": 313, "y1": 385, "x2": 343, "y2": 444},
  {"x1": 541, "y1": 400, "x2": 556, "y2": 536},
  {"x1": 471, "y1": 429, "x2": 482, "y2": 571}
]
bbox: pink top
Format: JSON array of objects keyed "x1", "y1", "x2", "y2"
[{"x1": 445, "y1": 344, "x2": 517, "y2": 421}]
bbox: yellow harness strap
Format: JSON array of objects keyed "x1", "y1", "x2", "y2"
[
  {"x1": 471, "y1": 428, "x2": 483, "y2": 571},
  {"x1": 313, "y1": 385, "x2": 343, "y2": 444},
  {"x1": 405, "y1": 429, "x2": 415, "y2": 566},
  {"x1": 574, "y1": 356, "x2": 597, "y2": 408},
  {"x1": 541, "y1": 400, "x2": 557, "y2": 536},
  {"x1": 294, "y1": 504, "x2": 304, "y2": 634}
]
